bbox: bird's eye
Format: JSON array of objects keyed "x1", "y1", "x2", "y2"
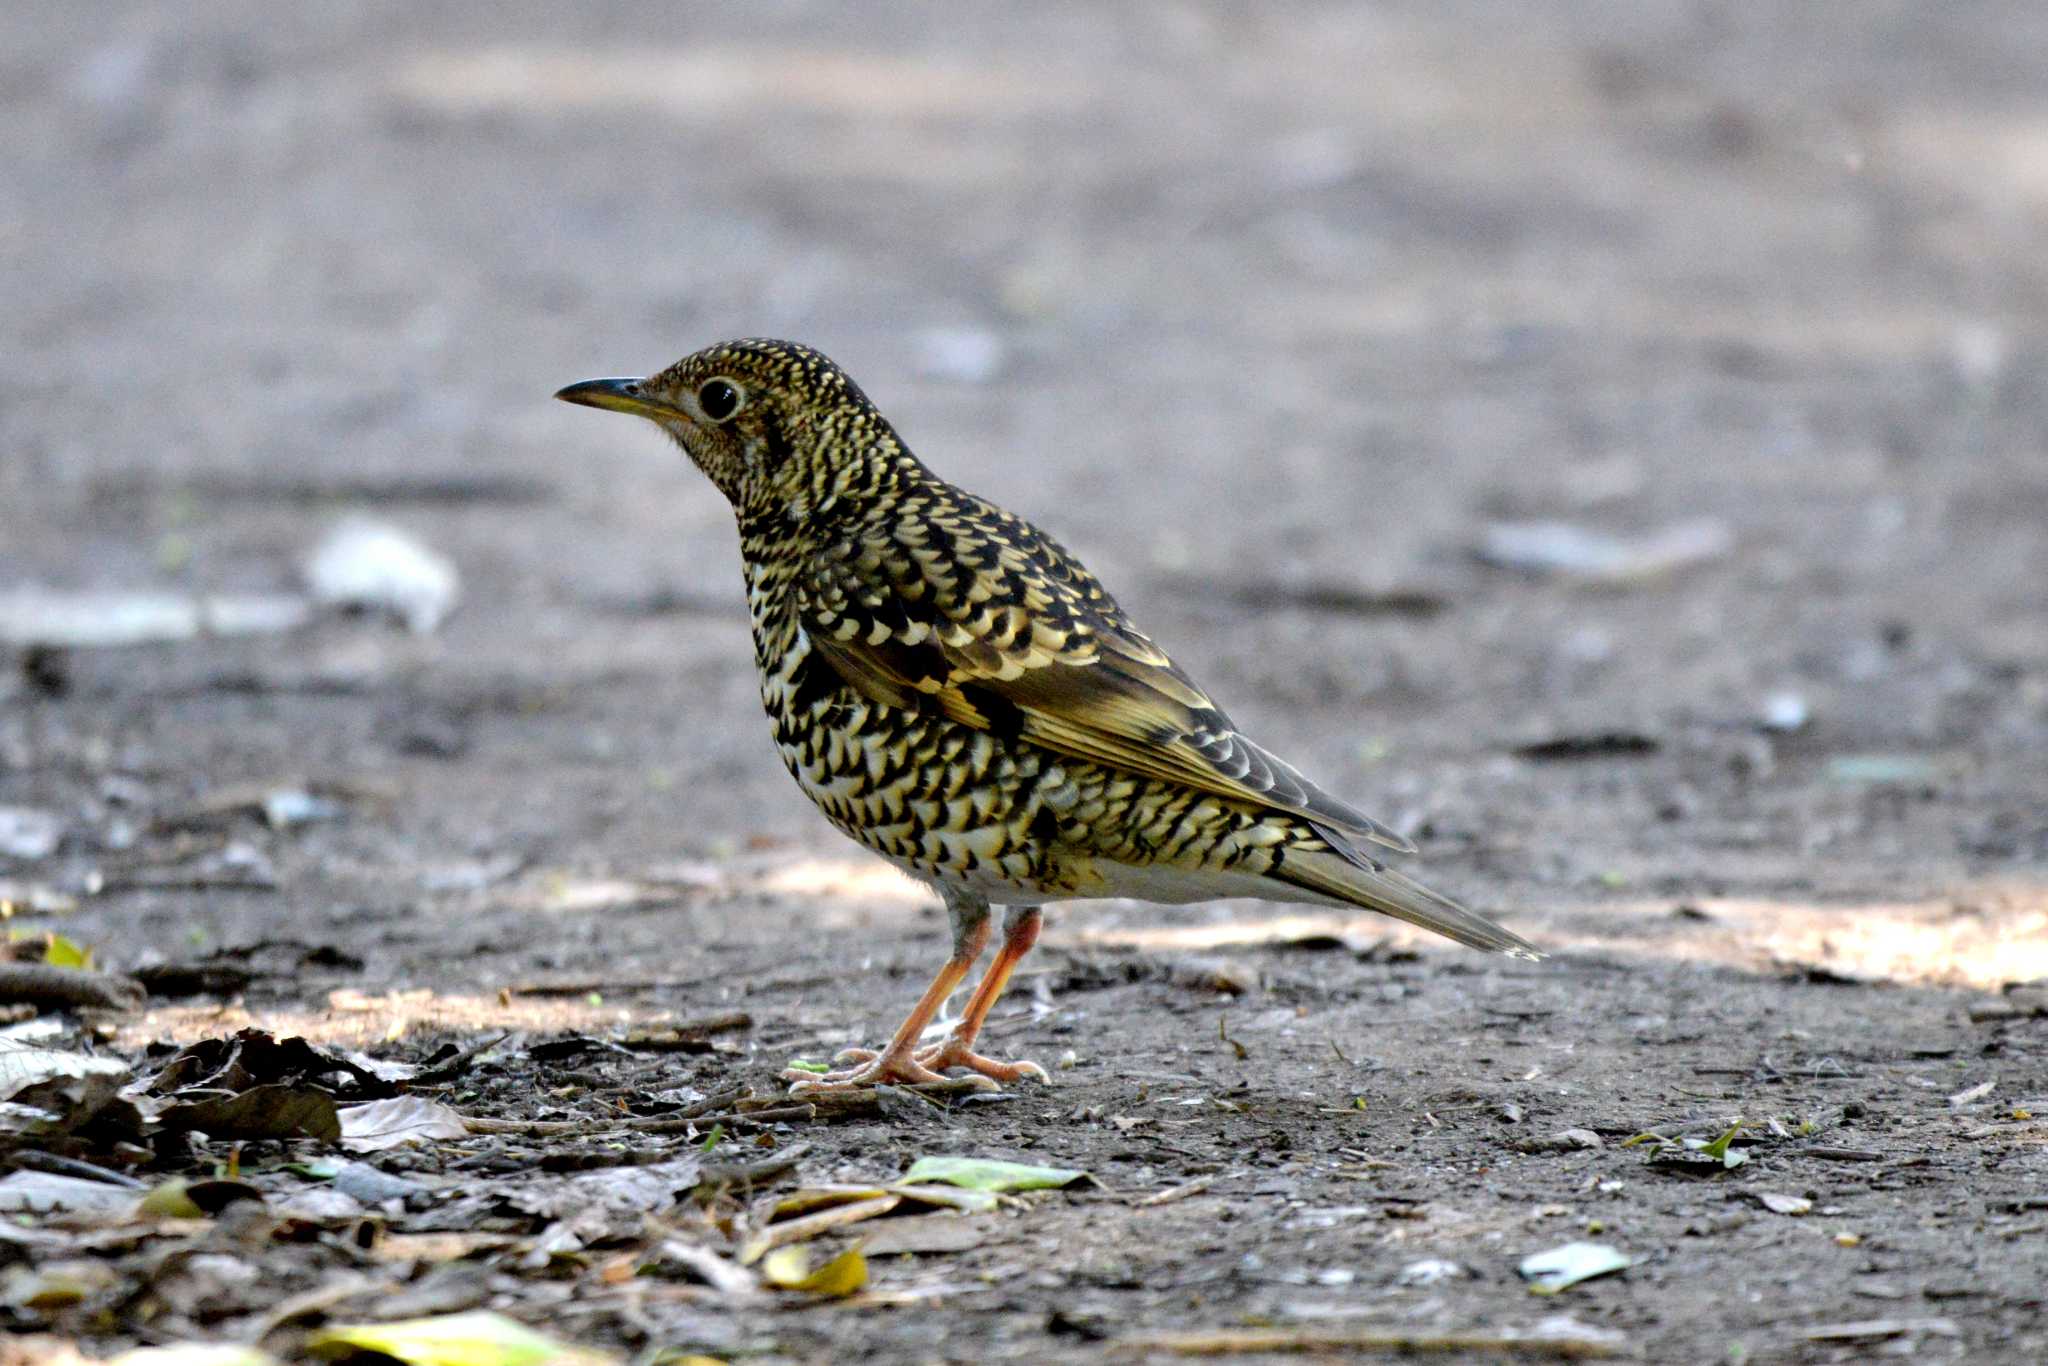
[{"x1": 697, "y1": 379, "x2": 743, "y2": 422}]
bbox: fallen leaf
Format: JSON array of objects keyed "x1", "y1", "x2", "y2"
[
  {"x1": 111, "y1": 1347, "x2": 279, "y2": 1366},
  {"x1": 761, "y1": 1243, "x2": 868, "y2": 1297},
  {"x1": 307, "y1": 1310, "x2": 616, "y2": 1365},
  {"x1": 1518, "y1": 1241, "x2": 1632, "y2": 1294},
  {"x1": 136, "y1": 1179, "x2": 207, "y2": 1219},
  {"x1": 39, "y1": 933, "x2": 93, "y2": 969},
  {"x1": 0, "y1": 1170, "x2": 140, "y2": 1214},
  {"x1": 1690, "y1": 1122, "x2": 1749, "y2": 1169},
  {"x1": 508, "y1": 1157, "x2": 703, "y2": 1221},
  {"x1": 0, "y1": 1034, "x2": 129, "y2": 1102},
  {"x1": 740, "y1": 1194, "x2": 901, "y2": 1263},
  {"x1": 764, "y1": 1185, "x2": 892, "y2": 1220},
  {"x1": 1758, "y1": 1192, "x2": 1813, "y2": 1216},
  {"x1": 338, "y1": 1096, "x2": 469, "y2": 1152},
  {"x1": 899, "y1": 1155, "x2": 1086, "y2": 1192},
  {"x1": 159, "y1": 1084, "x2": 342, "y2": 1142},
  {"x1": 888, "y1": 1183, "x2": 998, "y2": 1213}
]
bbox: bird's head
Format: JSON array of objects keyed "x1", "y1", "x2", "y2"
[{"x1": 556, "y1": 339, "x2": 908, "y2": 523}]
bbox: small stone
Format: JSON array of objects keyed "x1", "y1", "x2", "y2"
[
  {"x1": 1395, "y1": 1257, "x2": 1465, "y2": 1286},
  {"x1": 1759, "y1": 691, "x2": 1810, "y2": 733}
]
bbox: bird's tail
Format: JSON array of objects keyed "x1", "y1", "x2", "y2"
[{"x1": 1274, "y1": 840, "x2": 1543, "y2": 960}]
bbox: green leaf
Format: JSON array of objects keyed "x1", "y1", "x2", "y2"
[
  {"x1": 1697, "y1": 1121, "x2": 1746, "y2": 1167},
  {"x1": 308, "y1": 1310, "x2": 616, "y2": 1366},
  {"x1": 42, "y1": 933, "x2": 92, "y2": 969},
  {"x1": 900, "y1": 1155, "x2": 1086, "y2": 1193},
  {"x1": 887, "y1": 1183, "x2": 997, "y2": 1213}
]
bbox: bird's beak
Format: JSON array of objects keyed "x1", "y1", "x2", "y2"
[{"x1": 553, "y1": 377, "x2": 679, "y2": 421}]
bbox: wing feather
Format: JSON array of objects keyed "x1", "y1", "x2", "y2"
[{"x1": 800, "y1": 507, "x2": 1415, "y2": 854}]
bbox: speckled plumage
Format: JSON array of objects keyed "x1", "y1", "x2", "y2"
[{"x1": 558, "y1": 340, "x2": 1538, "y2": 1091}]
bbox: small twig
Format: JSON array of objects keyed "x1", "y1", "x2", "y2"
[
  {"x1": 756, "y1": 1078, "x2": 990, "y2": 1113},
  {"x1": 409, "y1": 1033, "x2": 509, "y2": 1086},
  {"x1": 625, "y1": 1011, "x2": 754, "y2": 1048},
  {"x1": 508, "y1": 975, "x2": 720, "y2": 998},
  {"x1": 672, "y1": 1084, "x2": 752, "y2": 1119},
  {"x1": 1793, "y1": 1146, "x2": 1887, "y2": 1162},
  {"x1": 633, "y1": 1104, "x2": 817, "y2": 1133},
  {"x1": 462, "y1": 1115, "x2": 606, "y2": 1138},
  {"x1": 738, "y1": 1193, "x2": 902, "y2": 1263},
  {"x1": 701, "y1": 1140, "x2": 810, "y2": 1187},
  {"x1": 0, "y1": 962, "x2": 146, "y2": 1011},
  {"x1": 1137, "y1": 1176, "x2": 1215, "y2": 1207},
  {"x1": 11, "y1": 1150, "x2": 147, "y2": 1189},
  {"x1": 1109, "y1": 1327, "x2": 1624, "y2": 1358}
]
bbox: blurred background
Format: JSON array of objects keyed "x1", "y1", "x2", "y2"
[{"x1": 3, "y1": 2, "x2": 2045, "y2": 985}]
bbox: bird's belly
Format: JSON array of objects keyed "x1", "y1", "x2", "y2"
[
  {"x1": 756, "y1": 634, "x2": 1313, "y2": 907},
  {"x1": 767, "y1": 687, "x2": 1072, "y2": 897}
]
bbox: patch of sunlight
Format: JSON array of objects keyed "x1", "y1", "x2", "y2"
[
  {"x1": 752, "y1": 857, "x2": 930, "y2": 905},
  {"x1": 391, "y1": 47, "x2": 1089, "y2": 121},
  {"x1": 117, "y1": 988, "x2": 646, "y2": 1049},
  {"x1": 1068, "y1": 879, "x2": 2048, "y2": 992},
  {"x1": 1892, "y1": 110, "x2": 2048, "y2": 210}
]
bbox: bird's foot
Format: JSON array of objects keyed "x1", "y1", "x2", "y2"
[
  {"x1": 792, "y1": 1039, "x2": 1047, "y2": 1089},
  {"x1": 782, "y1": 1047, "x2": 997, "y2": 1096},
  {"x1": 915, "y1": 1040, "x2": 1050, "y2": 1085}
]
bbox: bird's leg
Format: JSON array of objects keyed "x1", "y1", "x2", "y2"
[
  {"x1": 783, "y1": 888, "x2": 995, "y2": 1094},
  {"x1": 912, "y1": 905, "x2": 1048, "y2": 1084}
]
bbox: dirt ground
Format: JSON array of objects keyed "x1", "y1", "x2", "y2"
[{"x1": 4, "y1": 3, "x2": 2047, "y2": 1362}]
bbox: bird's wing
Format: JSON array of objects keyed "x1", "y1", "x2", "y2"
[{"x1": 798, "y1": 501, "x2": 1416, "y2": 854}]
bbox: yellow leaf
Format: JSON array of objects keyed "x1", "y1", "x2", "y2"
[
  {"x1": 136, "y1": 1179, "x2": 205, "y2": 1220},
  {"x1": 307, "y1": 1310, "x2": 617, "y2": 1366},
  {"x1": 761, "y1": 1244, "x2": 868, "y2": 1298}
]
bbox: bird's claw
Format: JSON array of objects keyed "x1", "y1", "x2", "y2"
[
  {"x1": 782, "y1": 1051, "x2": 995, "y2": 1095},
  {"x1": 916, "y1": 1045, "x2": 1050, "y2": 1085},
  {"x1": 788, "y1": 1039, "x2": 1047, "y2": 1093}
]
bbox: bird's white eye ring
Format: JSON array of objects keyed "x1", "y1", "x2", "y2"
[{"x1": 697, "y1": 378, "x2": 744, "y2": 422}]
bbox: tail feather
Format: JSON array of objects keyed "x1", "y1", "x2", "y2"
[{"x1": 1276, "y1": 841, "x2": 1542, "y2": 961}]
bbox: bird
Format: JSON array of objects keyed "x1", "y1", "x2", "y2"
[{"x1": 557, "y1": 340, "x2": 1539, "y2": 1094}]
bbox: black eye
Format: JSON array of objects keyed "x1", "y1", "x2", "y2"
[{"x1": 697, "y1": 378, "x2": 742, "y2": 422}]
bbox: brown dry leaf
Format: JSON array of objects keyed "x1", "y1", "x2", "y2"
[{"x1": 158, "y1": 1085, "x2": 341, "y2": 1142}]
